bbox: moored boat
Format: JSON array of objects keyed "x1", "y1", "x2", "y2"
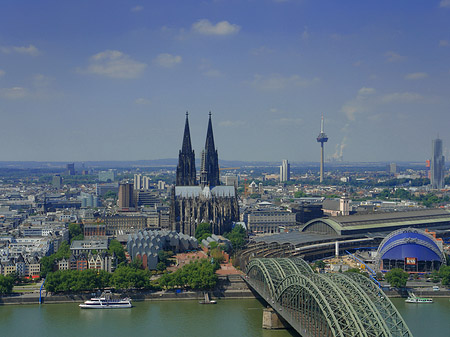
[
  {"x1": 79, "y1": 290, "x2": 132, "y2": 309},
  {"x1": 405, "y1": 293, "x2": 432, "y2": 304}
]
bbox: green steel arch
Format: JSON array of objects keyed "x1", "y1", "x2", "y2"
[
  {"x1": 302, "y1": 218, "x2": 343, "y2": 235},
  {"x1": 246, "y1": 258, "x2": 413, "y2": 337}
]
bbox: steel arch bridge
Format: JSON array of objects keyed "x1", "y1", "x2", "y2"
[{"x1": 246, "y1": 258, "x2": 412, "y2": 337}]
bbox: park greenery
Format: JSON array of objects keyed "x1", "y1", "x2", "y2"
[
  {"x1": 40, "y1": 241, "x2": 71, "y2": 277},
  {"x1": 158, "y1": 259, "x2": 219, "y2": 290},
  {"x1": 69, "y1": 223, "x2": 84, "y2": 243},
  {"x1": 156, "y1": 250, "x2": 174, "y2": 272},
  {"x1": 44, "y1": 265, "x2": 152, "y2": 293},
  {"x1": 377, "y1": 188, "x2": 449, "y2": 207},
  {"x1": 439, "y1": 266, "x2": 450, "y2": 286},
  {"x1": 0, "y1": 274, "x2": 15, "y2": 294},
  {"x1": 385, "y1": 268, "x2": 409, "y2": 288},
  {"x1": 108, "y1": 239, "x2": 126, "y2": 265},
  {"x1": 195, "y1": 222, "x2": 212, "y2": 242},
  {"x1": 224, "y1": 224, "x2": 247, "y2": 252}
]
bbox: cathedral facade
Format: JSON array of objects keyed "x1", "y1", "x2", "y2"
[{"x1": 170, "y1": 113, "x2": 239, "y2": 236}]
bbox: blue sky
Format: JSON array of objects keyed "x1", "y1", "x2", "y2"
[{"x1": 1, "y1": 0, "x2": 449, "y2": 163}]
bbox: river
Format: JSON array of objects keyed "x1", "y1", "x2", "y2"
[{"x1": 1, "y1": 298, "x2": 449, "y2": 336}]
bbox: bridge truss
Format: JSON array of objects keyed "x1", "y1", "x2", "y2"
[{"x1": 246, "y1": 258, "x2": 412, "y2": 337}]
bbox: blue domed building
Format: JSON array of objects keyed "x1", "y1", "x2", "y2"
[{"x1": 376, "y1": 228, "x2": 446, "y2": 273}]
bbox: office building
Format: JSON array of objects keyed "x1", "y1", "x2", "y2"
[
  {"x1": 118, "y1": 183, "x2": 134, "y2": 209},
  {"x1": 52, "y1": 175, "x2": 62, "y2": 188},
  {"x1": 280, "y1": 159, "x2": 290, "y2": 182},
  {"x1": 431, "y1": 138, "x2": 445, "y2": 189},
  {"x1": 66, "y1": 163, "x2": 75, "y2": 176},
  {"x1": 98, "y1": 170, "x2": 116, "y2": 182}
]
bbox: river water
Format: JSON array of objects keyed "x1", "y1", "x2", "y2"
[{"x1": 1, "y1": 298, "x2": 449, "y2": 336}]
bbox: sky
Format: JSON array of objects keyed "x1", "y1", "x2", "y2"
[{"x1": 0, "y1": 0, "x2": 450, "y2": 163}]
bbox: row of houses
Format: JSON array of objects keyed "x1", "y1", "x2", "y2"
[
  {"x1": 0, "y1": 255, "x2": 40, "y2": 277},
  {"x1": 57, "y1": 253, "x2": 116, "y2": 273}
]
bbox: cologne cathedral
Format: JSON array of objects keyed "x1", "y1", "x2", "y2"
[{"x1": 170, "y1": 112, "x2": 239, "y2": 236}]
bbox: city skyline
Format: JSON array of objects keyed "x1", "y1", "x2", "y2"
[{"x1": 1, "y1": 1, "x2": 450, "y2": 162}]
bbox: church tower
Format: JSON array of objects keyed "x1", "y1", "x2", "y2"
[
  {"x1": 200, "y1": 112, "x2": 220, "y2": 187},
  {"x1": 176, "y1": 112, "x2": 197, "y2": 186}
]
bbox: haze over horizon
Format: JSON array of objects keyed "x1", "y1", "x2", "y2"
[{"x1": 1, "y1": 1, "x2": 449, "y2": 163}]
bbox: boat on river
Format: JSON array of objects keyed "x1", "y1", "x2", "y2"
[
  {"x1": 79, "y1": 290, "x2": 132, "y2": 309},
  {"x1": 405, "y1": 293, "x2": 433, "y2": 304}
]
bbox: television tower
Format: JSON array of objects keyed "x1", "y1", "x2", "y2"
[{"x1": 316, "y1": 114, "x2": 328, "y2": 183}]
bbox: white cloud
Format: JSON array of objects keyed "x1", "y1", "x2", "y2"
[
  {"x1": 154, "y1": 53, "x2": 182, "y2": 68},
  {"x1": 439, "y1": 40, "x2": 449, "y2": 47},
  {"x1": 131, "y1": 5, "x2": 144, "y2": 12},
  {"x1": 219, "y1": 120, "x2": 245, "y2": 127},
  {"x1": 440, "y1": 0, "x2": 450, "y2": 8},
  {"x1": 0, "y1": 44, "x2": 40, "y2": 56},
  {"x1": 341, "y1": 87, "x2": 377, "y2": 121},
  {"x1": 84, "y1": 50, "x2": 147, "y2": 79},
  {"x1": 385, "y1": 51, "x2": 405, "y2": 62},
  {"x1": 405, "y1": 72, "x2": 428, "y2": 80},
  {"x1": 0, "y1": 87, "x2": 28, "y2": 99},
  {"x1": 248, "y1": 73, "x2": 319, "y2": 91},
  {"x1": 358, "y1": 87, "x2": 376, "y2": 95},
  {"x1": 0, "y1": 69, "x2": 5, "y2": 77},
  {"x1": 135, "y1": 98, "x2": 151, "y2": 105},
  {"x1": 381, "y1": 92, "x2": 423, "y2": 103},
  {"x1": 192, "y1": 19, "x2": 240, "y2": 36}
]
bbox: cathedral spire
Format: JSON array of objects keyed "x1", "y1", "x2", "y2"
[
  {"x1": 204, "y1": 111, "x2": 215, "y2": 154},
  {"x1": 176, "y1": 112, "x2": 197, "y2": 186},
  {"x1": 182, "y1": 111, "x2": 193, "y2": 153},
  {"x1": 200, "y1": 112, "x2": 220, "y2": 187}
]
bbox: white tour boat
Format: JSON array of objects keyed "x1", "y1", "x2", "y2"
[
  {"x1": 405, "y1": 293, "x2": 433, "y2": 304},
  {"x1": 79, "y1": 291, "x2": 132, "y2": 309}
]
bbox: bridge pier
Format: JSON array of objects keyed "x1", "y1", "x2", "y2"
[{"x1": 262, "y1": 307, "x2": 289, "y2": 330}]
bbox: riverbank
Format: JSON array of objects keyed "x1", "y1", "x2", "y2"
[
  {"x1": 0, "y1": 274, "x2": 256, "y2": 305},
  {"x1": 2, "y1": 274, "x2": 450, "y2": 305}
]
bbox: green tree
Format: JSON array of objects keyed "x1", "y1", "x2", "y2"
[
  {"x1": 224, "y1": 224, "x2": 246, "y2": 252},
  {"x1": 108, "y1": 239, "x2": 126, "y2": 264},
  {"x1": 195, "y1": 222, "x2": 212, "y2": 240},
  {"x1": 111, "y1": 266, "x2": 151, "y2": 289},
  {"x1": 314, "y1": 260, "x2": 326, "y2": 270},
  {"x1": 54, "y1": 241, "x2": 71, "y2": 260},
  {"x1": 69, "y1": 223, "x2": 84, "y2": 243},
  {"x1": 385, "y1": 268, "x2": 409, "y2": 288},
  {"x1": 294, "y1": 191, "x2": 307, "y2": 198},
  {"x1": 158, "y1": 259, "x2": 219, "y2": 290},
  {"x1": 158, "y1": 250, "x2": 173, "y2": 267},
  {"x1": 40, "y1": 256, "x2": 56, "y2": 278},
  {"x1": 439, "y1": 266, "x2": 450, "y2": 286},
  {"x1": 0, "y1": 275, "x2": 14, "y2": 294},
  {"x1": 156, "y1": 262, "x2": 166, "y2": 272}
]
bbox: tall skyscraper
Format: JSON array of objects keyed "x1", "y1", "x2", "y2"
[
  {"x1": 176, "y1": 112, "x2": 197, "y2": 186},
  {"x1": 118, "y1": 182, "x2": 134, "y2": 209},
  {"x1": 431, "y1": 138, "x2": 445, "y2": 189},
  {"x1": 316, "y1": 114, "x2": 328, "y2": 183},
  {"x1": 200, "y1": 112, "x2": 220, "y2": 187},
  {"x1": 280, "y1": 159, "x2": 290, "y2": 182},
  {"x1": 66, "y1": 163, "x2": 75, "y2": 176}
]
